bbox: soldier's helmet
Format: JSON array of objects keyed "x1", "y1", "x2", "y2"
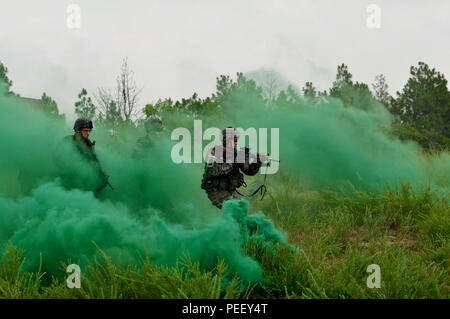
[
  {"x1": 221, "y1": 127, "x2": 240, "y2": 146},
  {"x1": 74, "y1": 118, "x2": 93, "y2": 132},
  {"x1": 145, "y1": 115, "x2": 164, "y2": 133}
]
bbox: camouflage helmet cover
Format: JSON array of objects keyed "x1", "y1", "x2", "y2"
[{"x1": 74, "y1": 118, "x2": 93, "y2": 131}]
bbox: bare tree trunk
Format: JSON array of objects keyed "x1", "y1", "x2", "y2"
[
  {"x1": 116, "y1": 57, "x2": 142, "y2": 123},
  {"x1": 95, "y1": 57, "x2": 143, "y2": 126}
]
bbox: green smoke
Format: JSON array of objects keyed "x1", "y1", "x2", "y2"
[
  {"x1": 0, "y1": 182, "x2": 283, "y2": 282},
  {"x1": 0, "y1": 69, "x2": 448, "y2": 286},
  {"x1": 0, "y1": 81, "x2": 285, "y2": 283},
  {"x1": 203, "y1": 85, "x2": 449, "y2": 194}
]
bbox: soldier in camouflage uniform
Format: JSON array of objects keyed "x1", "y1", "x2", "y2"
[
  {"x1": 65, "y1": 118, "x2": 109, "y2": 193},
  {"x1": 133, "y1": 115, "x2": 164, "y2": 158},
  {"x1": 201, "y1": 127, "x2": 263, "y2": 209}
]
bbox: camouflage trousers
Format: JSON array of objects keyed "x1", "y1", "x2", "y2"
[{"x1": 206, "y1": 189, "x2": 240, "y2": 209}]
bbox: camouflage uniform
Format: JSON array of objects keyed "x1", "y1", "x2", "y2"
[
  {"x1": 201, "y1": 145, "x2": 262, "y2": 209},
  {"x1": 133, "y1": 115, "x2": 164, "y2": 159},
  {"x1": 65, "y1": 119, "x2": 108, "y2": 193},
  {"x1": 133, "y1": 136, "x2": 156, "y2": 159},
  {"x1": 65, "y1": 133, "x2": 100, "y2": 164}
]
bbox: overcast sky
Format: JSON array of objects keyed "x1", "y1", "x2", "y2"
[{"x1": 0, "y1": 0, "x2": 449, "y2": 120}]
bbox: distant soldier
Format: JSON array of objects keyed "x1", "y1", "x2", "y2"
[
  {"x1": 65, "y1": 118, "x2": 110, "y2": 193},
  {"x1": 201, "y1": 127, "x2": 264, "y2": 209},
  {"x1": 133, "y1": 115, "x2": 164, "y2": 158}
]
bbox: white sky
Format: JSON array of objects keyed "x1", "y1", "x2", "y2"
[{"x1": 0, "y1": 0, "x2": 449, "y2": 120}]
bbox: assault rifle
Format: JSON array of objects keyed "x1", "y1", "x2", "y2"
[
  {"x1": 239, "y1": 147, "x2": 280, "y2": 165},
  {"x1": 205, "y1": 147, "x2": 280, "y2": 166},
  {"x1": 99, "y1": 168, "x2": 115, "y2": 191}
]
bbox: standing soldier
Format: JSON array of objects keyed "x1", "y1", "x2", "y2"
[
  {"x1": 133, "y1": 115, "x2": 165, "y2": 158},
  {"x1": 65, "y1": 118, "x2": 110, "y2": 193},
  {"x1": 201, "y1": 127, "x2": 265, "y2": 209}
]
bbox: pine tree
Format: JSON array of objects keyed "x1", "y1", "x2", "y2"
[
  {"x1": 329, "y1": 63, "x2": 375, "y2": 110},
  {"x1": 0, "y1": 61, "x2": 14, "y2": 94},
  {"x1": 372, "y1": 74, "x2": 391, "y2": 107},
  {"x1": 302, "y1": 82, "x2": 317, "y2": 99},
  {"x1": 41, "y1": 92, "x2": 60, "y2": 117},
  {"x1": 391, "y1": 62, "x2": 450, "y2": 150},
  {"x1": 74, "y1": 88, "x2": 96, "y2": 119}
]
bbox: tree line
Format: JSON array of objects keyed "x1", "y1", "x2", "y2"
[{"x1": 1, "y1": 58, "x2": 448, "y2": 151}]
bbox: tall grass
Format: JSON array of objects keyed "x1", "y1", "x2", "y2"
[{"x1": 0, "y1": 180, "x2": 448, "y2": 299}]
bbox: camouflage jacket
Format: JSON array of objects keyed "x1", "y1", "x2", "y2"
[
  {"x1": 132, "y1": 136, "x2": 155, "y2": 159},
  {"x1": 65, "y1": 133, "x2": 100, "y2": 165},
  {"x1": 201, "y1": 146, "x2": 262, "y2": 193},
  {"x1": 65, "y1": 133, "x2": 107, "y2": 191}
]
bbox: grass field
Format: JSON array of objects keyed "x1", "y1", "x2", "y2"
[{"x1": 0, "y1": 178, "x2": 448, "y2": 299}]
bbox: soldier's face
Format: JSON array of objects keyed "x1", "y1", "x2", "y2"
[
  {"x1": 232, "y1": 137, "x2": 238, "y2": 148},
  {"x1": 155, "y1": 127, "x2": 163, "y2": 136},
  {"x1": 226, "y1": 137, "x2": 238, "y2": 149},
  {"x1": 148, "y1": 124, "x2": 164, "y2": 137},
  {"x1": 80, "y1": 128, "x2": 91, "y2": 139}
]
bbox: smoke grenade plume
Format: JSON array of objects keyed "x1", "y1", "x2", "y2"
[
  {"x1": 0, "y1": 71, "x2": 448, "y2": 284},
  {"x1": 0, "y1": 81, "x2": 284, "y2": 283}
]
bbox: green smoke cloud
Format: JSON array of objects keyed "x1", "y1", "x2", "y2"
[
  {"x1": 0, "y1": 81, "x2": 285, "y2": 283},
  {"x1": 0, "y1": 182, "x2": 282, "y2": 282},
  {"x1": 0, "y1": 70, "x2": 448, "y2": 286},
  {"x1": 206, "y1": 86, "x2": 449, "y2": 194}
]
